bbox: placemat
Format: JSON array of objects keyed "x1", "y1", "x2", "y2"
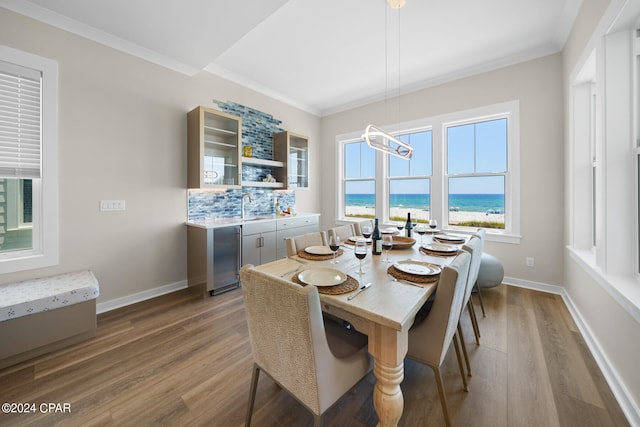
[
  {"x1": 391, "y1": 235, "x2": 416, "y2": 249},
  {"x1": 343, "y1": 238, "x2": 372, "y2": 246},
  {"x1": 387, "y1": 265, "x2": 439, "y2": 284},
  {"x1": 419, "y1": 246, "x2": 460, "y2": 257},
  {"x1": 297, "y1": 248, "x2": 344, "y2": 260},
  {"x1": 292, "y1": 272, "x2": 359, "y2": 295}
]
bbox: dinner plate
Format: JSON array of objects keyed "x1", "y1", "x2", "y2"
[
  {"x1": 349, "y1": 236, "x2": 372, "y2": 243},
  {"x1": 304, "y1": 245, "x2": 334, "y2": 255},
  {"x1": 433, "y1": 234, "x2": 465, "y2": 243},
  {"x1": 297, "y1": 268, "x2": 347, "y2": 287},
  {"x1": 393, "y1": 260, "x2": 441, "y2": 276},
  {"x1": 423, "y1": 243, "x2": 458, "y2": 253},
  {"x1": 381, "y1": 228, "x2": 398, "y2": 234}
]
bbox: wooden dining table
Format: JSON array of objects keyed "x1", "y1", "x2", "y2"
[{"x1": 254, "y1": 231, "x2": 467, "y2": 427}]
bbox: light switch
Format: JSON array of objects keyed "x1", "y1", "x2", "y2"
[{"x1": 100, "y1": 200, "x2": 126, "y2": 211}]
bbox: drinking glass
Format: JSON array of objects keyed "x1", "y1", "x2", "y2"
[
  {"x1": 429, "y1": 219, "x2": 438, "y2": 232},
  {"x1": 382, "y1": 235, "x2": 393, "y2": 263},
  {"x1": 415, "y1": 225, "x2": 427, "y2": 245},
  {"x1": 329, "y1": 235, "x2": 340, "y2": 264},
  {"x1": 396, "y1": 223, "x2": 404, "y2": 233},
  {"x1": 354, "y1": 238, "x2": 367, "y2": 274},
  {"x1": 362, "y1": 225, "x2": 372, "y2": 239}
]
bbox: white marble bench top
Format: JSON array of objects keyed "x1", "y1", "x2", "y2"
[{"x1": 0, "y1": 270, "x2": 100, "y2": 322}]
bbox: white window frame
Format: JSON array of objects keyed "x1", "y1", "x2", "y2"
[
  {"x1": 336, "y1": 101, "x2": 521, "y2": 244},
  {"x1": 0, "y1": 45, "x2": 58, "y2": 273}
]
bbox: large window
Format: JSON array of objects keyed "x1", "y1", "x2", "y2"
[
  {"x1": 0, "y1": 45, "x2": 58, "y2": 273},
  {"x1": 446, "y1": 118, "x2": 507, "y2": 229},
  {"x1": 337, "y1": 101, "x2": 520, "y2": 242}
]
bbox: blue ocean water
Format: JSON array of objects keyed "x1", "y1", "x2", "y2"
[{"x1": 346, "y1": 193, "x2": 504, "y2": 213}]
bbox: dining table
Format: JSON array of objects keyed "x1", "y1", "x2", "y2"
[{"x1": 253, "y1": 230, "x2": 469, "y2": 427}]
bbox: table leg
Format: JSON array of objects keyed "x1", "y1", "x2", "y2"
[
  {"x1": 373, "y1": 359, "x2": 404, "y2": 427},
  {"x1": 369, "y1": 324, "x2": 407, "y2": 427}
]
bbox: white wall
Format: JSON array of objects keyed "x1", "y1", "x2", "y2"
[
  {"x1": 562, "y1": 0, "x2": 640, "y2": 421},
  {"x1": 320, "y1": 54, "x2": 565, "y2": 286},
  {"x1": 0, "y1": 8, "x2": 322, "y2": 304}
]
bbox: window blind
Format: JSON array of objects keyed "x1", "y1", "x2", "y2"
[{"x1": 0, "y1": 59, "x2": 41, "y2": 179}]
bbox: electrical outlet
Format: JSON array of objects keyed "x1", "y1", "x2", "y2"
[
  {"x1": 526, "y1": 257, "x2": 535, "y2": 267},
  {"x1": 100, "y1": 200, "x2": 126, "y2": 211}
]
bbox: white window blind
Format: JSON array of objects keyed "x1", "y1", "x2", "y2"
[{"x1": 0, "y1": 60, "x2": 41, "y2": 179}]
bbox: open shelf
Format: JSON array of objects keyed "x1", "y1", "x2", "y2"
[
  {"x1": 241, "y1": 181, "x2": 285, "y2": 188},
  {"x1": 241, "y1": 157, "x2": 284, "y2": 167}
]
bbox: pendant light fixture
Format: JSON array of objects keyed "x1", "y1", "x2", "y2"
[{"x1": 362, "y1": 0, "x2": 412, "y2": 160}]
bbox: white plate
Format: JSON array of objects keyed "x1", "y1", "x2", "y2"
[
  {"x1": 434, "y1": 234, "x2": 465, "y2": 242},
  {"x1": 297, "y1": 268, "x2": 347, "y2": 287},
  {"x1": 423, "y1": 243, "x2": 458, "y2": 253},
  {"x1": 349, "y1": 236, "x2": 372, "y2": 243},
  {"x1": 381, "y1": 228, "x2": 398, "y2": 234},
  {"x1": 304, "y1": 245, "x2": 334, "y2": 255},
  {"x1": 393, "y1": 260, "x2": 441, "y2": 276}
]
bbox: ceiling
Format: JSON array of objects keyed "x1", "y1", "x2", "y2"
[{"x1": 2, "y1": 0, "x2": 583, "y2": 116}]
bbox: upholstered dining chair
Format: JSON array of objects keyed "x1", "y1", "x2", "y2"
[
  {"x1": 286, "y1": 231, "x2": 328, "y2": 257},
  {"x1": 352, "y1": 220, "x2": 373, "y2": 236},
  {"x1": 471, "y1": 229, "x2": 487, "y2": 317},
  {"x1": 406, "y1": 251, "x2": 471, "y2": 427},
  {"x1": 240, "y1": 265, "x2": 371, "y2": 427},
  {"x1": 327, "y1": 224, "x2": 356, "y2": 243}
]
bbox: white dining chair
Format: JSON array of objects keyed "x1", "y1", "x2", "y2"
[
  {"x1": 406, "y1": 250, "x2": 471, "y2": 427},
  {"x1": 472, "y1": 229, "x2": 487, "y2": 317},
  {"x1": 327, "y1": 224, "x2": 356, "y2": 243},
  {"x1": 352, "y1": 220, "x2": 373, "y2": 236},
  {"x1": 286, "y1": 231, "x2": 328, "y2": 257},
  {"x1": 240, "y1": 265, "x2": 371, "y2": 427}
]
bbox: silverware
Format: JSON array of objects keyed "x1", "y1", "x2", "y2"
[
  {"x1": 388, "y1": 275, "x2": 424, "y2": 288},
  {"x1": 280, "y1": 266, "x2": 302, "y2": 277},
  {"x1": 347, "y1": 282, "x2": 372, "y2": 300}
]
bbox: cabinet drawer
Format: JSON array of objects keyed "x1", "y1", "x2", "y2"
[
  {"x1": 242, "y1": 220, "x2": 276, "y2": 236},
  {"x1": 277, "y1": 215, "x2": 319, "y2": 230}
]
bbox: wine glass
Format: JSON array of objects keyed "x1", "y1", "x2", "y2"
[
  {"x1": 415, "y1": 224, "x2": 427, "y2": 245},
  {"x1": 361, "y1": 225, "x2": 372, "y2": 240},
  {"x1": 354, "y1": 238, "x2": 367, "y2": 275},
  {"x1": 382, "y1": 235, "x2": 393, "y2": 263},
  {"x1": 396, "y1": 223, "x2": 404, "y2": 233},
  {"x1": 329, "y1": 235, "x2": 340, "y2": 264},
  {"x1": 429, "y1": 219, "x2": 438, "y2": 233}
]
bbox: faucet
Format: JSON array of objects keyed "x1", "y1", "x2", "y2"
[{"x1": 242, "y1": 192, "x2": 253, "y2": 219}]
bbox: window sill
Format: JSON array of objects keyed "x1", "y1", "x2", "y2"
[{"x1": 568, "y1": 246, "x2": 640, "y2": 323}]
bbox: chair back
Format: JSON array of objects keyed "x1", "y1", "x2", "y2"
[
  {"x1": 286, "y1": 231, "x2": 328, "y2": 257},
  {"x1": 352, "y1": 220, "x2": 373, "y2": 236},
  {"x1": 327, "y1": 224, "x2": 355, "y2": 243},
  {"x1": 461, "y1": 236, "x2": 483, "y2": 305},
  {"x1": 408, "y1": 251, "x2": 471, "y2": 367},
  {"x1": 240, "y1": 264, "x2": 332, "y2": 414}
]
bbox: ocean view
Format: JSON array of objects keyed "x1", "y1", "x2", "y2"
[{"x1": 346, "y1": 193, "x2": 504, "y2": 213}]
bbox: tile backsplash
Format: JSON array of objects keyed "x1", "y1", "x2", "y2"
[{"x1": 187, "y1": 189, "x2": 296, "y2": 221}]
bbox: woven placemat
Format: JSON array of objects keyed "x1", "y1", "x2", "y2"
[
  {"x1": 292, "y1": 272, "x2": 359, "y2": 295},
  {"x1": 297, "y1": 248, "x2": 344, "y2": 261},
  {"x1": 387, "y1": 265, "x2": 439, "y2": 284},
  {"x1": 419, "y1": 246, "x2": 459, "y2": 257},
  {"x1": 391, "y1": 235, "x2": 416, "y2": 249}
]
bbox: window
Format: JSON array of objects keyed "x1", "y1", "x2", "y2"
[
  {"x1": 388, "y1": 130, "x2": 432, "y2": 224},
  {"x1": 0, "y1": 45, "x2": 58, "y2": 273},
  {"x1": 445, "y1": 118, "x2": 507, "y2": 230},
  {"x1": 337, "y1": 101, "x2": 520, "y2": 243}
]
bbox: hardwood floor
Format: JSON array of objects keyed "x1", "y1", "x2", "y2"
[{"x1": 0, "y1": 285, "x2": 629, "y2": 427}]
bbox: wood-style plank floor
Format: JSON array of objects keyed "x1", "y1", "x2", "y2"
[{"x1": 0, "y1": 285, "x2": 629, "y2": 427}]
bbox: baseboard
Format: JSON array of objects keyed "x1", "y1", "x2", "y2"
[
  {"x1": 503, "y1": 276, "x2": 640, "y2": 427},
  {"x1": 96, "y1": 280, "x2": 188, "y2": 314}
]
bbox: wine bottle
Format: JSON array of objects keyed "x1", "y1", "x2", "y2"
[
  {"x1": 372, "y1": 218, "x2": 382, "y2": 255},
  {"x1": 405, "y1": 213, "x2": 413, "y2": 237}
]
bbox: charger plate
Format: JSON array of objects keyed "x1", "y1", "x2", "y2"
[{"x1": 297, "y1": 248, "x2": 343, "y2": 260}]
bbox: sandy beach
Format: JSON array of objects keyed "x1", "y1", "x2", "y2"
[{"x1": 345, "y1": 206, "x2": 505, "y2": 226}]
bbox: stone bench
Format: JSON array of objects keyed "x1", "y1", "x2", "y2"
[{"x1": 0, "y1": 270, "x2": 100, "y2": 369}]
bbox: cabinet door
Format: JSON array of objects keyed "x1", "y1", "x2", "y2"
[
  {"x1": 242, "y1": 234, "x2": 262, "y2": 266},
  {"x1": 260, "y1": 231, "x2": 278, "y2": 264}
]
